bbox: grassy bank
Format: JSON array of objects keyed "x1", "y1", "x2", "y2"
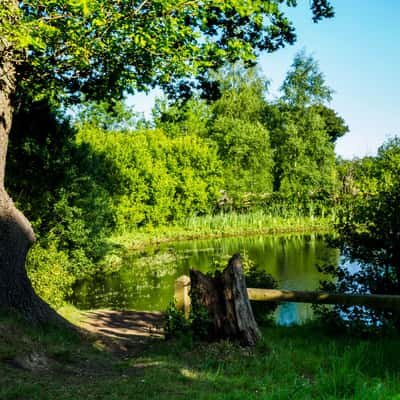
[
  {"x1": 1, "y1": 309, "x2": 399, "y2": 400},
  {"x1": 111, "y1": 211, "x2": 333, "y2": 251}
]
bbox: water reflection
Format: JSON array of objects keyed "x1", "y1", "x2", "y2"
[
  {"x1": 276, "y1": 302, "x2": 314, "y2": 326},
  {"x1": 72, "y1": 233, "x2": 339, "y2": 325}
]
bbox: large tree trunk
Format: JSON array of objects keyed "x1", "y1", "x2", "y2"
[
  {"x1": 0, "y1": 33, "x2": 64, "y2": 325},
  {"x1": 190, "y1": 254, "x2": 261, "y2": 346}
]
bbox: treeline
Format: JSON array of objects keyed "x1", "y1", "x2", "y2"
[
  {"x1": 154, "y1": 53, "x2": 347, "y2": 215},
  {"x1": 3, "y1": 53, "x2": 357, "y2": 307}
]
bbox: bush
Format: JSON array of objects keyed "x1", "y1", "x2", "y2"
[
  {"x1": 26, "y1": 242, "x2": 75, "y2": 309},
  {"x1": 77, "y1": 126, "x2": 222, "y2": 231},
  {"x1": 164, "y1": 302, "x2": 191, "y2": 339}
]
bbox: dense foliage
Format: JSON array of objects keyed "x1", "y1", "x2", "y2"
[
  {"x1": 6, "y1": 101, "x2": 114, "y2": 307},
  {"x1": 3, "y1": 0, "x2": 333, "y2": 107},
  {"x1": 1, "y1": 0, "x2": 334, "y2": 317},
  {"x1": 208, "y1": 66, "x2": 275, "y2": 201},
  {"x1": 317, "y1": 138, "x2": 400, "y2": 332},
  {"x1": 158, "y1": 54, "x2": 343, "y2": 213},
  {"x1": 6, "y1": 52, "x2": 349, "y2": 308},
  {"x1": 265, "y1": 53, "x2": 341, "y2": 215},
  {"x1": 76, "y1": 123, "x2": 222, "y2": 231},
  {"x1": 6, "y1": 101, "x2": 223, "y2": 306}
]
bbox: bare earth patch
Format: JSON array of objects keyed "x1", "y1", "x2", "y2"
[{"x1": 80, "y1": 310, "x2": 165, "y2": 355}]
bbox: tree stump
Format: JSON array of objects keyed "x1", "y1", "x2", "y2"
[{"x1": 190, "y1": 254, "x2": 261, "y2": 346}]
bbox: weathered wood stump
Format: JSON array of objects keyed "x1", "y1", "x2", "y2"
[{"x1": 190, "y1": 254, "x2": 261, "y2": 346}]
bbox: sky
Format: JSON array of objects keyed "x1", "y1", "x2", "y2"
[{"x1": 129, "y1": 0, "x2": 400, "y2": 160}]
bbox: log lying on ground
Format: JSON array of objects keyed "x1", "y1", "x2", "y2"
[
  {"x1": 247, "y1": 288, "x2": 400, "y2": 310},
  {"x1": 190, "y1": 254, "x2": 261, "y2": 346}
]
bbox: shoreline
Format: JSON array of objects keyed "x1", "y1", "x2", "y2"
[{"x1": 109, "y1": 218, "x2": 333, "y2": 252}]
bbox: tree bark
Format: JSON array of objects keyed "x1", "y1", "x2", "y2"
[
  {"x1": 190, "y1": 254, "x2": 261, "y2": 346},
  {"x1": 0, "y1": 31, "x2": 64, "y2": 325}
]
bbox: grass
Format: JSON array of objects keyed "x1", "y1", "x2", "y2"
[
  {"x1": 58, "y1": 304, "x2": 89, "y2": 326},
  {"x1": 1, "y1": 309, "x2": 400, "y2": 400},
  {"x1": 110, "y1": 211, "x2": 333, "y2": 251}
]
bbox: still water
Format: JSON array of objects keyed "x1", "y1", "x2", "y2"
[{"x1": 72, "y1": 234, "x2": 339, "y2": 325}]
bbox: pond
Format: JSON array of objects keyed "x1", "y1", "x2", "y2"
[
  {"x1": 72, "y1": 233, "x2": 340, "y2": 325},
  {"x1": 72, "y1": 233, "x2": 339, "y2": 325}
]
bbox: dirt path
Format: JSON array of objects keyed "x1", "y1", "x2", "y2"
[{"x1": 80, "y1": 310, "x2": 165, "y2": 355}]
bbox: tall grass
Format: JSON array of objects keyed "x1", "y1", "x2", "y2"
[
  {"x1": 111, "y1": 210, "x2": 333, "y2": 250},
  {"x1": 182, "y1": 210, "x2": 331, "y2": 234}
]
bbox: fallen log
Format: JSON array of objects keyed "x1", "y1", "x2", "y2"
[
  {"x1": 247, "y1": 288, "x2": 400, "y2": 310},
  {"x1": 176, "y1": 280, "x2": 400, "y2": 313},
  {"x1": 190, "y1": 254, "x2": 261, "y2": 346}
]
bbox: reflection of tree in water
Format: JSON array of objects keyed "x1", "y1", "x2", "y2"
[
  {"x1": 73, "y1": 234, "x2": 340, "y2": 324},
  {"x1": 277, "y1": 302, "x2": 314, "y2": 326},
  {"x1": 73, "y1": 250, "x2": 182, "y2": 311}
]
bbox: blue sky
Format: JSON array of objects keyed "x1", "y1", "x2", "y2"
[{"x1": 129, "y1": 1, "x2": 400, "y2": 159}]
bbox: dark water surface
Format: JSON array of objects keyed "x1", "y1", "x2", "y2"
[{"x1": 72, "y1": 233, "x2": 339, "y2": 325}]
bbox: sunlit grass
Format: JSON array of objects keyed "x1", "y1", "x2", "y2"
[
  {"x1": 1, "y1": 313, "x2": 400, "y2": 400},
  {"x1": 58, "y1": 304, "x2": 88, "y2": 326}
]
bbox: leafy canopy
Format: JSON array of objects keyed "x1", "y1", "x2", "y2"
[
  {"x1": 280, "y1": 50, "x2": 332, "y2": 107},
  {"x1": 208, "y1": 65, "x2": 274, "y2": 196},
  {"x1": 3, "y1": 0, "x2": 333, "y2": 104},
  {"x1": 266, "y1": 52, "x2": 337, "y2": 197},
  {"x1": 155, "y1": 64, "x2": 275, "y2": 202}
]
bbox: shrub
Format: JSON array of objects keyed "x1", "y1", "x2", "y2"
[{"x1": 26, "y1": 242, "x2": 75, "y2": 309}]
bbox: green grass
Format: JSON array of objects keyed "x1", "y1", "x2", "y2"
[
  {"x1": 111, "y1": 211, "x2": 333, "y2": 251},
  {"x1": 1, "y1": 310, "x2": 400, "y2": 400}
]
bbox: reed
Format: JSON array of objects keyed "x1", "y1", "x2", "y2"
[{"x1": 111, "y1": 211, "x2": 333, "y2": 250}]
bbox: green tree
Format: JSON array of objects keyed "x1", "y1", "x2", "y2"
[
  {"x1": 156, "y1": 65, "x2": 275, "y2": 206},
  {"x1": 6, "y1": 100, "x2": 118, "y2": 309},
  {"x1": 266, "y1": 52, "x2": 339, "y2": 212},
  {"x1": 208, "y1": 65, "x2": 274, "y2": 203},
  {"x1": 320, "y1": 138, "x2": 400, "y2": 330},
  {"x1": 75, "y1": 101, "x2": 143, "y2": 132},
  {"x1": 280, "y1": 51, "x2": 333, "y2": 107},
  {"x1": 153, "y1": 97, "x2": 211, "y2": 139},
  {"x1": 0, "y1": 0, "x2": 333, "y2": 323},
  {"x1": 310, "y1": 104, "x2": 349, "y2": 143}
]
